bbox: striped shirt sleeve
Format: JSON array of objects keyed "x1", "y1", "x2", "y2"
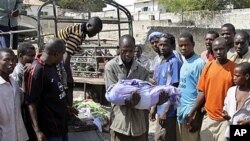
[{"x1": 58, "y1": 24, "x2": 84, "y2": 55}]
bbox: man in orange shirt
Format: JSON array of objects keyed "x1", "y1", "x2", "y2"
[{"x1": 187, "y1": 37, "x2": 236, "y2": 141}]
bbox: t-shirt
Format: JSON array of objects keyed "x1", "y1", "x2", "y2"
[
  {"x1": 177, "y1": 54, "x2": 205, "y2": 123},
  {"x1": 154, "y1": 53, "x2": 182, "y2": 86},
  {"x1": 58, "y1": 23, "x2": 86, "y2": 55},
  {"x1": 154, "y1": 52, "x2": 182, "y2": 117},
  {"x1": 26, "y1": 58, "x2": 68, "y2": 137},
  {"x1": 197, "y1": 60, "x2": 235, "y2": 121}
]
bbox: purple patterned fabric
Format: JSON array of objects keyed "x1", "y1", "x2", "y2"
[{"x1": 105, "y1": 79, "x2": 181, "y2": 109}]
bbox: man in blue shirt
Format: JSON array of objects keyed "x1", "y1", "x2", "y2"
[
  {"x1": 153, "y1": 33, "x2": 182, "y2": 141},
  {"x1": 177, "y1": 32, "x2": 205, "y2": 141}
]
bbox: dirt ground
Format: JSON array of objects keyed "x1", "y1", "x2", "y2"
[{"x1": 73, "y1": 87, "x2": 156, "y2": 141}]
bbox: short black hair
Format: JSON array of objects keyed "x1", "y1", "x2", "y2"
[
  {"x1": 236, "y1": 62, "x2": 250, "y2": 75},
  {"x1": 88, "y1": 17, "x2": 103, "y2": 33},
  {"x1": 160, "y1": 33, "x2": 176, "y2": 47},
  {"x1": 236, "y1": 30, "x2": 250, "y2": 42},
  {"x1": 221, "y1": 23, "x2": 236, "y2": 33},
  {"x1": 135, "y1": 44, "x2": 143, "y2": 51},
  {"x1": 44, "y1": 38, "x2": 65, "y2": 55},
  {"x1": 0, "y1": 48, "x2": 15, "y2": 58},
  {"x1": 17, "y1": 42, "x2": 35, "y2": 57},
  {"x1": 179, "y1": 32, "x2": 194, "y2": 43},
  {"x1": 119, "y1": 34, "x2": 135, "y2": 48},
  {"x1": 207, "y1": 30, "x2": 219, "y2": 38}
]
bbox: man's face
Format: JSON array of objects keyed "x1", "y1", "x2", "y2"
[
  {"x1": 134, "y1": 47, "x2": 141, "y2": 59},
  {"x1": 0, "y1": 52, "x2": 16, "y2": 75},
  {"x1": 87, "y1": 25, "x2": 99, "y2": 38},
  {"x1": 120, "y1": 44, "x2": 135, "y2": 63},
  {"x1": 205, "y1": 33, "x2": 217, "y2": 50},
  {"x1": 158, "y1": 37, "x2": 172, "y2": 56},
  {"x1": 150, "y1": 38, "x2": 160, "y2": 53},
  {"x1": 233, "y1": 67, "x2": 247, "y2": 86},
  {"x1": 220, "y1": 27, "x2": 235, "y2": 45},
  {"x1": 178, "y1": 37, "x2": 194, "y2": 57},
  {"x1": 22, "y1": 49, "x2": 36, "y2": 64},
  {"x1": 234, "y1": 34, "x2": 249, "y2": 56},
  {"x1": 212, "y1": 40, "x2": 228, "y2": 62},
  {"x1": 53, "y1": 46, "x2": 66, "y2": 65}
]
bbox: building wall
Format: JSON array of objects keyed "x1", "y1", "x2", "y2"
[{"x1": 26, "y1": 5, "x2": 56, "y2": 16}]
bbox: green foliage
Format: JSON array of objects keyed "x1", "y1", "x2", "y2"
[
  {"x1": 40, "y1": 0, "x2": 106, "y2": 12},
  {"x1": 159, "y1": 0, "x2": 250, "y2": 12}
]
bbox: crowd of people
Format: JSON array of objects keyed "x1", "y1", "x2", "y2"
[
  {"x1": 104, "y1": 23, "x2": 250, "y2": 141},
  {"x1": 1, "y1": 1, "x2": 250, "y2": 141}
]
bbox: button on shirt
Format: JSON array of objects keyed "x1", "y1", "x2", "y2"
[
  {"x1": 0, "y1": 76, "x2": 28, "y2": 141},
  {"x1": 104, "y1": 56, "x2": 149, "y2": 136}
]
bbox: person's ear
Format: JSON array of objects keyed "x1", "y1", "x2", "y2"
[
  {"x1": 86, "y1": 23, "x2": 92, "y2": 28},
  {"x1": 245, "y1": 73, "x2": 250, "y2": 80}
]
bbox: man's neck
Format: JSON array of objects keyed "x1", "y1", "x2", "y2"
[
  {"x1": 40, "y1": 54, "x2": 53, "y2": 66},
  {"x1": 185, "y1": 52, "x2": 195, "y2": 59},
  {"x1": 163, "y1": 52, "x2": 172, "y2": 59},
  {"x1": 216, "y1": 58, "x2": 229, "y2": 65},
  {"x1": 238, "y1": 49, "x2": 248, "y2": 58},
  {"x1": 0, "y1": 72, "x2": 10, "y2": 83}
]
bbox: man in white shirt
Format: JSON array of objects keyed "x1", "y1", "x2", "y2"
[{"x1": 0, "y1": 48, "x2": 28, "y2": 141}]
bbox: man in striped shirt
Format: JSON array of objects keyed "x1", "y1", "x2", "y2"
[{"x1": 58, "y1": 17, "x2": 103, "y2": 107}]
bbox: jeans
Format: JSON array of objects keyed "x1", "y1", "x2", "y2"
[
  {"x1": 0, "y1": 25, "x2": 18, "y2": 49},
  {"x1": 47, "y1": 134, "x2": 68, "y2": 141}
]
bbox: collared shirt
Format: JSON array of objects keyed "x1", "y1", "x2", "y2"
[
  {"x1": 10, "y1": 62, "x2": 24, "y2": 87},
  {"x1": 0, "y1": 76, "x2": 28, "y2": 141},
  {"x1": 135, "y1": 54, "x2": 150, "y2": 70},
  {"x1": 154, "y1": 52, "x2": 182, "y2": 117},
  {"x1": 229, "y1": 50, "x2": 250, "y2": 64},
  {"x1": 58, "y1": 23, "x2": 86, "y2": 55},
  {"x1": 0, "y1": 0, "x2": 23, "y2": 27},
  {"x1": 224, "y1": 86, "x2": 250, "y2": 137},
  {"x1": 177, "y1": 54, "x2": 205, "y2": 123},
  {"x1": 150, "y1": 55, "x2": 162, "y2": 73},
  {"x1": 224, "y1": 86, "x2": 250, "y2": 125},
  {"x1": 201, "y1": 50, "x2": 215, "y2": 63},
  {"x1": 104, "y1": 56, "x2": 149, "y2": 136}
]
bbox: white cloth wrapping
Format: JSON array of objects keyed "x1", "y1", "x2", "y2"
[{"x1": 105, "y1": 79, "x2": 181, "y2": 110}]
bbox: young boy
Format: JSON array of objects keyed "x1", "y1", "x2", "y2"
[
  {"x1": 223, "y1": 62, "x2": 250, "y2": 138},
  {"x1": 153, "y1": 33, "x2": 182, "y2": 141},
  {"x1": 11, "y1": 42, "x2": 36, "y2": 87}
]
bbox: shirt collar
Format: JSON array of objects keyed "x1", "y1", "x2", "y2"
[
  {"x1": 161, "y1": 52, "x2": 175, "y2": 63},
  {"x1": 118, "y1": 56, "x2": 138, "y2": 71},
  {"x1": 0, "y1": 75, "x2": 13, "y2": 85}
]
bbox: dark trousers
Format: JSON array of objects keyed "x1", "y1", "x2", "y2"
[
  {"x1": 110, "y1": 130, "x2": 147, "y2": 141},
  {"x1": 0, "y1": 25, "x2": 18, "y2": 49}
]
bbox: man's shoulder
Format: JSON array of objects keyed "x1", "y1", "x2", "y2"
[{"x1": 105, "y1": 56, "x2": 119, "y2": 69}]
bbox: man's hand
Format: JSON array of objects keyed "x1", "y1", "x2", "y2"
[
  {"x1": 149, "y1": 106, "x2": 157, "y2": 121},
  {"x1": 23, "y1": 63, "x2": 32, "y2": 78},
  {"x1": 35, "y1": 131, "x2": 46, "y2": 141},
  {"x1": 68, "y1": 106, "x2": 79, "y2": 116},
  {"x1": 157, "y1": 91, "x2": 169, "y2": 105},
  {"x1": 11, "y1": 9, "x2": 19, "y2": 17},
  {"x1": 149, "y1": 78, "x2": 156, "y2": 85},
  {"x1": 125, "y1": 91, "x2": 141, "y2": 108},
  {"x1": 186, "y1": 111, "x2": 203, "y2": 133},
  {"x1": 238, "y1": 119, "x2": 250, "y2": 125},
  {"x1": 222, "y1": 110, "x2": 231, "y2": 120}
]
